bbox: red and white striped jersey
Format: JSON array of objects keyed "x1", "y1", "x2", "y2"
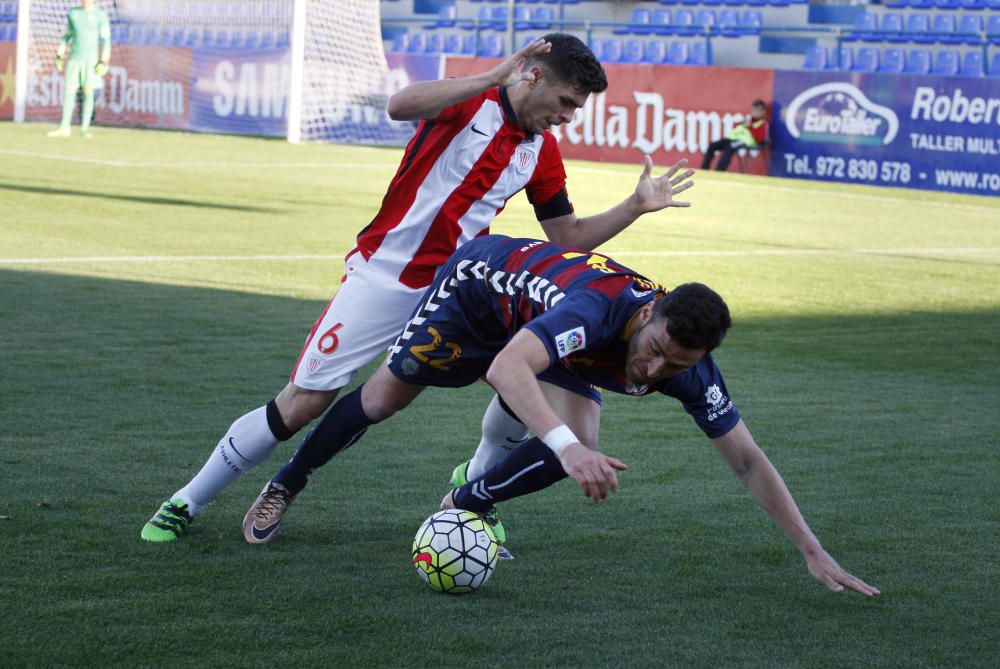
[{"x1": 355, "y1": 86, "x2": 573, "y2": 289}]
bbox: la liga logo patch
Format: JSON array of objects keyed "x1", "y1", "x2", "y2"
[{"x1": 554, "y1": 327, "x2": 586, "y2": 358}]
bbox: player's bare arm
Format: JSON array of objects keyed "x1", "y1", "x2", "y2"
[
  {"x1": 386, "y1": 39, "x2": 552, "y2": 121},
  {"x1": 538, "y1": 156, "x2": 695, "y2": 252},
  {"x1": 485, "y1": 329, "x2": 626, "y2": 502},
  {"x1": 712, "y1": 420, "x2": 880, "y2": 597}
]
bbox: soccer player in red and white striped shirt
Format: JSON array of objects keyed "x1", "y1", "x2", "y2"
[{"x1": 141, "y1": 34, "x2": 696, "y2": 545}]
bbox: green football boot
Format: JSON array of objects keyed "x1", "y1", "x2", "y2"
[
  {"x1": 450, "y1": 461, "x2": 513, "y2": 560},
  {"x1": 140, "y1": 499, "x2": 193, "y2": 542}
]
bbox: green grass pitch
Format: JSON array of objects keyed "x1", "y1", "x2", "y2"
[{"x1": 1, "y1": 121, "x2": 998, "y2": 667}]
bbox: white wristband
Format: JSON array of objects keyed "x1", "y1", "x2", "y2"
[{"x1": 541, "y1": 425, "x2": 578, "y2": 455}]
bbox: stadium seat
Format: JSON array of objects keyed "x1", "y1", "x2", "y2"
[
  {"x1": 880, "y1": 48, "x2": 905, "y2": 72},
  {"x1": 904, "y1": 48, "x2": 931, "y2": 74},
  {"x1": 717, "y1": 9, "x2": 740, "y2": 35},
  {"x1": 244, "y1": 30, "x2": 260, "y2": 50},
  {"x1": 690, "y1": 41, "x2": 709, "y2": 65},
  {"x1": 530, "y1": 7, "x2": 554, "y2": 30},
  {"x1": 650, "y1": 9, "x2": 673, "y2": 35},
  {"x1": 659, "y1": 0, "x2": 681, "y2": 4},
  {"x1": 802, "y1": 45, "x2": 827, "y2": 70},
  {"x1": 603, "y1": 38, "x2": 624, "y2": 62},
  {"x1": 276, "y1": 29, "x2": 290, "y2": 48},
  {"x1": 906, "y1": 14, "x2": 933, "y2": 44},
  {"x1": 988, "y1": 0, "x2": 1000, "y2": 8},
  {"x1": 932, "y1": 15, "x2": 958, "y2": 44},
  {"x1": 703, "y1": 0, "x2": 724, "y2": 6},
  {"x1": 932, "y1": 50, "x2": 959, "y2": 75},
  {"x1": 883, "y1": 0, "x2": 908, "y2": 6},
  {"x1": 934, "y1": 0, "x2": 961, "y2": 7},
  {"x1": 488, "y1": 7, "x2": 509, "y2": 31},
  {"x1": 768, "y1": 0, "x2": 791, "y2": 6},
  {"x1": 623, "y1": 39, "x2": 645, "y2": 62},
  {"x1": 513, "y1": 7, "x2": 532, "y2": 30},
  {"x1": 881, "y1": 13, "x2": 907, "y2": 43},
  {"x1": 722, "y1": 0, "x2": 746, "y2": 6},
  {"x1": 746, "y1": 0, "x2": 767, "y2": 7},
  {"x1": 407, "y1": 32, "x2": 426, "y2": 53},
  {"x1": 681, "y1": 0, "x2": 701, "y2": 6},
  {"x1": 853, "y1": 47, "x2": 879, "y2": 71},
  {"x1": 229, "y1": 30, "x2": 246, "y2": 49},
  {"x1": 461, "y1": 7, "x2": 490, "y2": 30},
  {"x1": 615, "y1": 8, "x2": 651, "y2": 35},
  {"x1": 959, "y1": 0, "x2": 986, "y2": 8},
  {"x1": 666, "y1": 41, "x2": 690, "y2": 64},
  {"x1": 426, "y1": 33, "x2": 444, "y2": 54},
  {"x1": 423, "y1": 6, "x2": 457, "y2": 30},
  {"x1": 741, "y1": 10, "x2": 763, "y2": 35},
  {"x1": 988, "y1": 16, "x2": 1000, "y2": 45},
  {"x1": 959, "y1": 51, "x2": 984, "y2": 77},
  {"x1": 478, "y1": 34, "x2": 503, "y2": 57},
  {"x1": 956, "y1": 15, "x2": 983, "y2": 46},
  {"x1": 443, "y1": 33, "x2": 462, "y2": 54},
  {"x1": 990, "y1": 52, "x2": 1000, "y2": 77},
  {"x1": 695, "y1": 10, "x2": 717, "y2": 30},
  {"x1": 828, "y1": 45, "x2": 853, "y2": 70},
  {"x1": 259, "y1": 29, "x2": 276, "y2": 49},
  {"x1": 908, "y1": 0, "x2": 934, "y2": 7},
  {"x1": 461, "y1": 34, "x2": 476, "y2": 55},
  {"x1": 644, "y1": 39, "x2": 668, "y2": 63},
  {"x1": 588, "y1": 37, "x2": 604, "y2": 61},
  {"x1": 844, "y1": 12, "x2": 876, "y2": 42},
  {"x1": 674, "y1": 10, "x2": 697, "y2": 36}
]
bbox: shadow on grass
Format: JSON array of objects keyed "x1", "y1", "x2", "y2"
[{"x1": 0, "y1": 182, "x2": 286, "y2": 213}]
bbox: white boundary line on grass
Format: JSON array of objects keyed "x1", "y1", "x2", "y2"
[
  {"x1": 2, "y1": 248, "x2": 998, "y2": 266},
  {"x1": 4, "y1": 149, "x2": 998, "y2": 212}
]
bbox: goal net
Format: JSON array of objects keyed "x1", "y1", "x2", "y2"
[{"x1": 15, "y1": 0, "x2": 417, "y2": 143}]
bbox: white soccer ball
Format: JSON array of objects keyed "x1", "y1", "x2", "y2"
[{"x1": 411, "y1": 509, "x2": 499, "y2": 594}]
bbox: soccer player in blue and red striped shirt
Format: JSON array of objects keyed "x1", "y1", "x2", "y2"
[{"x1": 255, "y1": 235, "x2": 879, "y2": 597}]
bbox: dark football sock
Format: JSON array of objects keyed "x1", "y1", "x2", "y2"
[
  {"x1": 452, "y1": 437, "x2": 567, "y2": 513},
  {"x1": 272, "y1": 386, "x2": 373, "y2": 495}
]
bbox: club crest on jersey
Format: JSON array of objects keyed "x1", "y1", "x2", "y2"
[
  {"x1": 514, "y1": 147, "x2": 534, "y2": 173},
  {"x1": 555, "y1": 327, "x2": 586, "y2": 358},
  {"x1": 306, "y1": 356, "x2": 323, "y2": 375}
]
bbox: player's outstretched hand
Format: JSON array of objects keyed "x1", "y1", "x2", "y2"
[
  {"x1": 489, "y1": 38, "x2": 552, "y2": 88},
  {"x1": 806, "y1": 548, "x2": 880, "y2": 597},
  {"x1": 633, "y1": 155, "x2": 696, "y2": 214},
  {"x1": 558, "y1": 442, "x2": 627, "y2": 503}
]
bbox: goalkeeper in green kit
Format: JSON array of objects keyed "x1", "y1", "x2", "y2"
[{"x1": 48, "y1": 0, "x2": 110, "y2": 138}]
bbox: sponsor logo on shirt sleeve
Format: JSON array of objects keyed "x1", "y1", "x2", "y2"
[{"x1": 554, "y1": 326, "x2": 587, "y2": 358}]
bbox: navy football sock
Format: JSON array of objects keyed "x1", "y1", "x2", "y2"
[
  {"x1": 273, "y1": 386, "x2": 373, "y2": 495},
  {"x1": 452, "y1": 437, "x2": 567, "y2": 513}
]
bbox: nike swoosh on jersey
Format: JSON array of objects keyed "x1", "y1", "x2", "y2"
[
  {"x1": 470, "y1": 123, "x2": 490, "y2": 137},
  {"x1": 251, "y1": 519, "x2": 282, "y2": 541}
]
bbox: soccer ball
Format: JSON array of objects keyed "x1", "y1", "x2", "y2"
[{"x1": 411, "y1": 509, "x2": 499, "y2": 594}]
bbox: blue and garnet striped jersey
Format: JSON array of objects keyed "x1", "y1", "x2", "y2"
[{"x1": 434, "y1": 235, "x2": 741, "y2": 438}]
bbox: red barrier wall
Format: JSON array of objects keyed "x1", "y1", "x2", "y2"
[{"x1": 445, "y1": 58, "x2": 774, "y2": 175}]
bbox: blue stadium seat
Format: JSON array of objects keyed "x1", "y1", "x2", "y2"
[
  {"x1": 488, "y1": 7, "x2": 509, "y2": 31},
  {"x1": 530, "y1": 7, "x2": 554, "y2": 30},
  {"x1": 703, "y1": 0, "x2": 723, "y2": 6},
  {"x1": 246, "y1": 30, "x2": 261, "y2": 50},
  {"x1": 695, "y1": 10, "x2": 717, "y2": 30},
  {"x1": 959, "y1": 0, "x2": 986, "y2": 7},
  {"x1": 988, "y1": 0, "x2": 1000, "y2": 7},
  {"x1": 276, "y1": 29, "x2": 290, "y2": 48},
  {"x1": 768, "y1": 0, "x2": 791, "y2": 6},
  {"x1": 904, "y1": 48, "x2": 931, "y2": 74},
  {"x1": 513, "y1": 6, "x2": 532, "y2": 30},
  {"x1": 741, "y1": 10, "x2": 763, "y2": 35},
  {"x1": 423, "y1": 6, "x2": 457, "y2": 30},
  {"x1": 956, "y1": 15, "x2": 983, "y2": 45},
  {"x1": 462, "y1": 7, "x2": 490, "y2": 30},
  {"x1": 718, "y1": 10, "x2": 741, "y2": 37},
  {"x1": 681, "y1": 0, "x2": 701, "y2": 6},
  {"x1": 623, "y1": 39, "x2": 645, "y2": 62},
  {"x1": 844, "y1": 13, "x2": 876, "y2": 42},
  {"x1": 722, "y1": 0, "x2": 746, "y2": 5},
  {"x1": 444, "y1": 33, "x2": 462, "y2": 54},
  {"x1": 426, "y1": 33, "x2": 444, "y2": 54},
  {"x1": 932, "y1": 14, "x2": 958, "y2": 44},
  {"x1": 932, "y1": 50, "x2": 959, "y2": 75},
  {"x1": 690, "y1": 42, "x2": 709, "y2": 65},
  {"x1": 990, "y1": 52, "x2": 1000, "y2": 76},
  {"x1": 407, "y1": 32, "x2": 426, "y2": 53},
  {"x1": 909, "y1": 0, "x2": 935, "y2": 7},
  {"x1": 615, "y1": 8, "x2": 651, "y2": 35},
  {"x1": 644, "y1": 40, "x2": 668, "y2": 63},
  {"x1": 827, "y1": 45, "x2": 853, "y2": 70},
  {"x1": 659, "y1": 0, "x2": 681, "y2": 5},
  {"x1": 259, "y1": 29, "x2": 276, "y2": 49},
  {"x1": 588, "y1": 37, "x2": 604, "y2": 61},
  {"x1": 988, "y1": 16, "x2": 1000, "y2": 45},
  {"x1": 603, "y1": 38, "x2": 624, "y2": 62},
  {"x1": 881, "y1": 13, "x2": 907, "y2": 43},
  {"x1": 883, "y1": 0, "x2": 908, "y2": 6},
  {"x1": 802, "y1": 45, "x2": 827, "y2": 70},
  {"x1": 746, "y1": 0, "x2": 767, "y2": 6},
  {"x1": 959, "y1": 51, "x2": 984, "y2": 76},
  {"x1": 674, "y1": 10, "x2": 697, "y2": 36},
  {"x1": 853, "y1": 47, "x2": 879, "y2": 71},
  {"x1": 111, "y1": 24, "x2": 127, "y2": 44},
  {"x1": 934, "y1": 0, "x2": 960, "y2": 7},
  {"x1": 905, "y1": 14, "x2": 933, "y2": 44},
  {"x1": 650, "y1": 9, "x2": 673, "y2": 35},
  {"x1": 666, "y1": 41, "x2": 690, "y2": 64},
  {"x1": 880, "y1": 48, "x2": 905, "y2": 72},
  {"x1": 478, "y1": 34, "x2": 504, "y2": 57}
]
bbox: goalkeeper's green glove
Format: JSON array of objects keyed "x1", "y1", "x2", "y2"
[
  {"x1": 95, "y1": 61, "x2": 109, "y2": 77},
  {"x1": 54, "y1": 55, "x2": 64, "y2": 73}
]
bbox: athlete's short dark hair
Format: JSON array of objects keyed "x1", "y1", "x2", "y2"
[
  {"x1": 654, "y1": 283, "x2": 732, "y2": 352},
  {"x1": 752, "y1": 99, "x2": 768, "y2": 110},
  {"x1": 529, "y1": 33, "x2": 608, "y2": 95}
]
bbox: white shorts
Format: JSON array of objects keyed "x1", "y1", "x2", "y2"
[{"x1": 290, "y1": 250, "x2": 425, "y2": 391}]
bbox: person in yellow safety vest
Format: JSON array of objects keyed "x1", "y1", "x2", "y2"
[{"x1": 701, "y1": 99, "x2": 770, "y2": 172}]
